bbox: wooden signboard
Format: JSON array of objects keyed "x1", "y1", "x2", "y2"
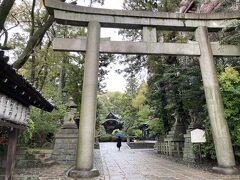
[{"x1": 191, "y1": 129, "x2": 206, "y2": 143}]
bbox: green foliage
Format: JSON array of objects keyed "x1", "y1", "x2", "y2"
[
  {"x1": 99, "y1": 134, "x2": 128, "y2": 142},
  {"x1": 131, "y1": 129, "x2": 142, "y2": 139},
  {"x1": 99, "y1": 134, "x2": 115, "y2": 142},
  {"x1": 197, "y1": 115, "x2": 217, "y2": 160},
  {"x1": 219, "y1": 66, "x2": 240, "y2": 157},
  {"x1": 98, "y1": 91, "x2": 125, "y2": 116},
  {"x1": 199, "y1": 66, "x2": 240, "y2": 160},
  {"x1": 222, "y1": 20, "x2": 240, "y2": 45},
  {"x1": 112, "y1": 129, "x2": 123, "y2": 135},
  {"x1": 117, "y1": 0, "x2": 240, "y2": 162},
  {"x1": 148, "y1": 118, "x2": 164, "y2": 136},
  {"x1": 18, "y1": 118, "x2": 35, "y2": 144},
  {"x1": 19, "y1": 103, "x2": 66, "y2": 147}
]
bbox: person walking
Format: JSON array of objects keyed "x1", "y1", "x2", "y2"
[{"x1": 116, "y1": 136, "x2": 122, "y2": 151}]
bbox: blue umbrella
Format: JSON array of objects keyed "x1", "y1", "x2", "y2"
[{"x1": 115, "y1": 132, "x2": 124, "y2": 137}]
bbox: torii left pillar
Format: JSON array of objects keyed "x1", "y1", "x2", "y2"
[{"x1": 68, "y1": 21, "x2": 100, "y2": 178}]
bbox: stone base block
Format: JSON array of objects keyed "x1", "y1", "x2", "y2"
[
  {"x1": 68, "y1": 167, "x2": 100, "y2": 178},
  {"x1": 212, "y1": 166, "x2": 239, "y2": 175}
]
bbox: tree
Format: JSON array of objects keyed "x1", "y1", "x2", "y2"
[
  {"x1": 1, "y1": 0, "x2": 105, "y2": 69},
  {"x1": 0, "y1": 0, "x2": 16, "y2": 48},
  {"x1": 0, "y1": 0, "x2": 15, "y2": 34},
  {"x1": 222, "y1": 20, "x2": 240, "y2": 45},
  {"x1": 218, "y1": 66, "x2": 240, "y2": 158}
]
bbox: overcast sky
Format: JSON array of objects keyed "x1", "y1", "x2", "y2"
[
  {"x1": 79, "y1": 0, "x2": 127, "y2": 92},
  {"x1": 2, "y1": 0, "x2": 128, "y2": 93}
]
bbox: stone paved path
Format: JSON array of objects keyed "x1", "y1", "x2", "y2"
[
  {"x1": 1, "y1": 142, "x2": 240, "y2": 179},
  {"x1": 99, "y1": 142, "x2": 239, "y2": 180}
]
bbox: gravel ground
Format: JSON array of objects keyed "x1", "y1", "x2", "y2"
[{"x1": 0, "y1": 150, "x2": 104, "y2": 180}]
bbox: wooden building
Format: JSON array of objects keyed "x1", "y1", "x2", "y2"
[
  {"x1": 102, "y1": 111, "x2": 123, "y2": 134},
  {"x1": 0, "y1": 50, "x2": 54, "y2": 179}
]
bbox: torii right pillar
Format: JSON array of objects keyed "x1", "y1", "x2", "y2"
[{"x1": 195, "y1": 26, "x2": 238, "y2": 175}]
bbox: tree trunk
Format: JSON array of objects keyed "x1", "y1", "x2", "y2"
[
  {"x1": 58, "y1": 56, "x2": 67, "y2": 100},
  {"x1": 0, "y1": 0, "x2": 15, "y2": 33},
  {"x1": 12, "y1": 14, "x2": 54, "y2": 70},
  {"x1": 29, "y1": 50, "x2": 36, "y2": 83},
  {"x1": 36, "y1": 39, "x2": 52, "y2": 91}
]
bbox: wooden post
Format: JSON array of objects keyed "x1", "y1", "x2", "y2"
[{"x1": 5, "y1": 128, "x2": 17, "y2": 180}]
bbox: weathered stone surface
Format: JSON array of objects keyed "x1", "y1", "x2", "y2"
[
  {"x1": 142, "y1": 27, "x2": 157, "y2": 42},
  {"x1": 76, "y1": 21, "x2": 100, "y2": 170},
  {"x1": 183, "y1": 132, "x2": 195, "y2": 162},
  {"x1": 52, "y1": 128, "x2": 78, "y2": 164},
  {"x1": 68, "y1": 168, "x2": 100, "y2": 178},
  {"x1": 213, "y1": 166, "x2": 239, "y2": 175},
  {"x1": 156, "y1": 119, "x2": 186, "y2": 157},
  {"x1": 44, "y1": 0, "x2": 240, "y2": 31},
  {"x1": 53, "y1": 38, "x2": 240, "y2": 57},
  {"x1": 127, "y1": 141, "x2": 155, "y2": 149},
  {"x1": 1, "y1": 144, "x2": 240, "y2": 179},
  {"x1": 196, "y1": 26, "x2": 237, "y2": 172},
  {"x1": 0, "y1": 148, "x2": 54, "y2": 169}
]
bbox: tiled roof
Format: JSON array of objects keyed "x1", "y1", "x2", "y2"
[{"x1": 0, "y1": 51, "x2": 54, "y2": 112}]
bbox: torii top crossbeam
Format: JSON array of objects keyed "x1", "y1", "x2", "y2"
[
  {"x1": 44, "y1": 0, "x2": 240, "y2": 57},
  {"x1": 45, "y1": 0, "x2": 240, "y2": 31}
]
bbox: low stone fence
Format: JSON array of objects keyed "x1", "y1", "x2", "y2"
[
  {"x1": 15, "y1": 148, "x2": 53, "y2": 168},
  {"x1": 0, "y1": 147, "x2": 53, "y2": 169},
  {"x1": 127, "y1": 141, "x2": 156, "y2": 149},
  {"x1": 155, "y1": 141, "x2": 184, "y2": 157}
]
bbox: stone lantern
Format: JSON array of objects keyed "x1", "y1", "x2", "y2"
[
  {"x1": 62, "y1": 97, "x2": 78, "y2": 129},
  {"x1": 52, "y1": 97, "x2": 79, "y2": 164}
]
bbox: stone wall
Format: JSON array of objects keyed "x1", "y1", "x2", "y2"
[
  {"x1": 51, "y1": 128, "x2": 78, "y2": 164},
  {"x1": 0, "y1": 147, "x2": 53, "y2": 169},
  {"x1": 127, "y1": 141, "x2": 155, "y2": 149},
  {"x1": 15, "y1": 148, "x2": 53, "y2": 168}
]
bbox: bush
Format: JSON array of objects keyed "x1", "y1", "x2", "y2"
[
  {"x1": 132, "y1": 129, "x2": 142, "y2": 139},
  {"x1": 99, "y1": 134, "x2": 129, "y2": 142},
  {"x1": 99, "y1": 134, "x2": 115, "y2": 142},
  {"x1": 199, "y1": 66, "x2": 240, "y2": 160},
  {"x1": 219, "y1": 66, "x2": 240, "y2": 159},
  {"x1": 18, "y1": 103, "x2": 66, "y2": 147},
  {"x1": 18, "y1": 118, "x2": 35, "y2": 144},
  {"x1": 148, "y1": 118, "x2": 164, "y2": 137}
]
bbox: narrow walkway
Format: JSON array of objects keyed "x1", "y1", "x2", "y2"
[{"x1": 99, "y1": 142, "x2": 239, "y2": 180}]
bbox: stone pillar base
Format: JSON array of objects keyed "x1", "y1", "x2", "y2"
[
  {"x1": 212, "y1": 166, "x2": 239, "y2": 175},
  {"x1": 68, "y1": 167, "x2": 100, "y2": 178}
]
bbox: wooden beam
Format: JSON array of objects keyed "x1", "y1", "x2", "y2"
[
  {"x1": 5, "y1": 128, "x2": 17, "y2": 180},
  {"x1": 53, "y1": 38, "x2": 240, "y2": 57},
  {"x1": 0, "y1": 119, "x2": 26, "y2": 130}
]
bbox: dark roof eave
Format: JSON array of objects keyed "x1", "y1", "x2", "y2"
[{"x1": 0, "y1": 54, "x2": 54, "y2": 112}]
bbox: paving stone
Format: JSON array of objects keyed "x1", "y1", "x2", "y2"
[{"x1": 2, "y1": 142, "x2": 240, "y2": 179}]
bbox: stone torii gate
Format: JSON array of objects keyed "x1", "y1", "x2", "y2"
[{"x1": 44, "y1": 0, "x2": 240, "y2": 177}]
